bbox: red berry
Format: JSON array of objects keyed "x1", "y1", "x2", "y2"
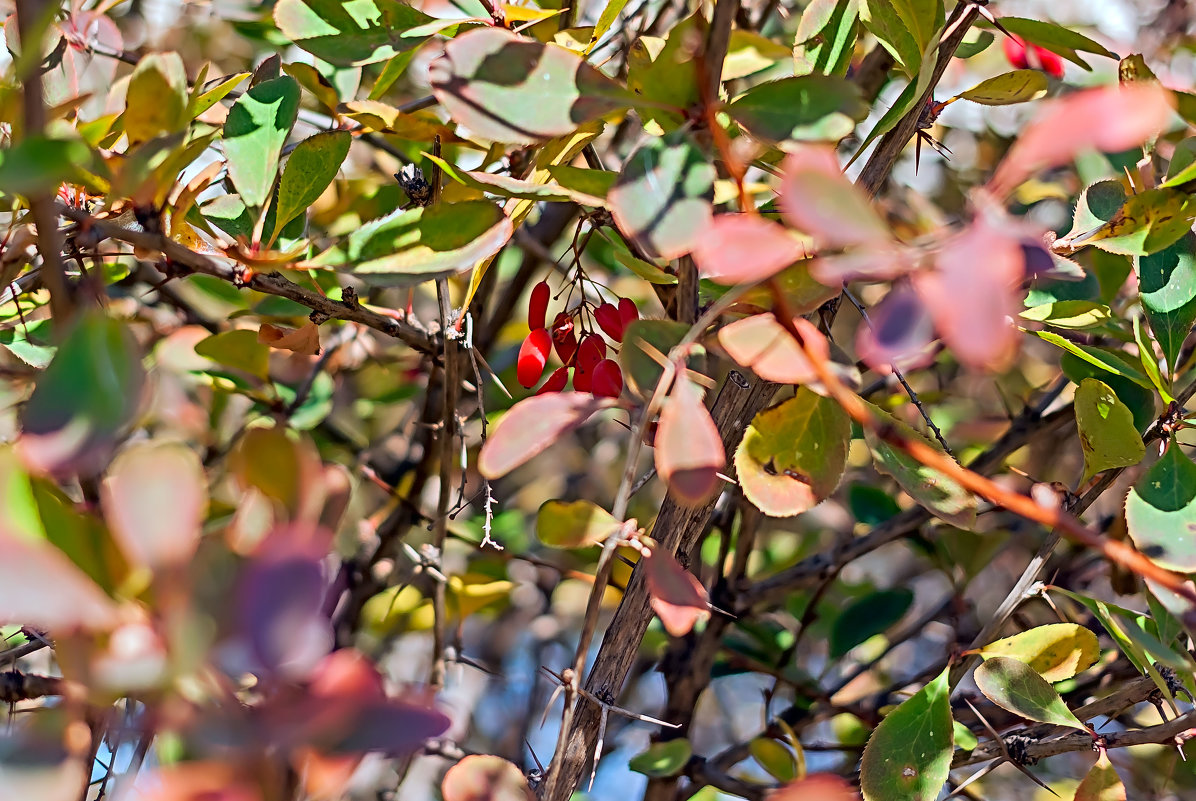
[
  {"x1": 595, "y1": 302, "x2": 625, "y2": 342},
  {"x1": 591, "y1": 359, "x2": 623, "y2": 398},
  {"x1": 618, "y1": 297, "x2": 639, "y2": 329},
  {"x1": 573, "y1": 364, "x2": 593, "y2": 392},
  {"x1": 577, "y1": 334, "x2": 607, "y2": 372},
  {"x1": 551, "y1": 312, "x2": 577, "y2": 364},
  {"x1": 528, "y1": 280, "x2": 550, "y2": 330},
  {"x1": 536, "y1": 366, "x2": 569, "y2": 395},
  {"x1": 517, "y1": 328, "x2": 551, "y2": 388},
  {"x1": 1002, "y1": 35, "x2": 1029, "y2": 70},
  {"x1": 1034, "y1": 46, "x2": 1065, "y2": 79}
]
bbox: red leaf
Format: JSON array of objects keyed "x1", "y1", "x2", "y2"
[
  {"x1": 0, "y1": 531, "x2": 120, "y2": 631},
  {"x1": 915, "y1": 217, "x2": 1022, "y2": 371},
  {"x1": 988, "y1": 83, "x2": 1174, "y2": 198},
  {"x1": 442, "y1": 754, "x2": 535, "y2": 801},
  {"x1": 644, "y1": 546, "x2": 710, "y2": 637},
  {"x1": 654, "y1": 372, "x2": 725, "y2": 506},
  {"x1": 780, "y1": 146, "x2": 890, "y2": 250},
  {"x1": 478, "y1": 393, "x2": 614, "y2": 479},
  {"x1": 692, "y1": 214, "x2": 806, "y2": 285},
  {"x1": 717, "y1": 314, "x2": 825, "y2": 385},
  {"x1": 258, "y1": 322, "x2": 321, "y2": 355},
  {"x1": 102, "y1": 441, "x2": 207, "y2": 569},
  {"x1": 772, "y1": 773, "x2": 859, "y2": 801}
]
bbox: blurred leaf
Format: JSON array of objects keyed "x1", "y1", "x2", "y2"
[
  {"x1": 978, "y1": 623, "x2": 1101, "y2": 682},
  {"x1": 626, "y1": 13, "x2": 701, "y2": 129},
  {"x1": 848, "y1": 483, "x2": 901, "y2": 526},
  {"x1": 448, "y1": 574, "x2": 513, "y2": 618},
  {"x1": 238, "y1": 546, "x2": 331, "y2": 676},
  {"x1": 629, "y1": 740, "x2": 692, "y2": 778},
  {"x1": 830, "y1": 588, "x2": 913, "y2": 659},
  {"x1": 1074, "y1": 751, "x2": 1126, "y2": 801},
  {"x1": 610, "y1": 131, "x2": 715, "y2": 260},
  {"x1": 587, "y1": 0, "x2": 631, "y2": 54},
  {"x1": 478, "y1": 393, "x2": 614, "y2": 479},
  {"x1": 644, "y1": 545, "x2": 710, "y2": 636},
  {"x1": 750, "y1": 737, "x2": 799, "y2": 783},
  {"x1": 620, "y1": 319, "x2": 689, "y2": 397},
  {"x1": 864, "y1": 403, "x2": 976, "y2": 529},
  {"x1": 195, "y1": 329, "x2": 270, "y2": 379},
  {"x1": 102, "y1": 441, "x2": 208, "y2": 570},
  {"x1": 310, "y1": 200, "x2": 512, "y2": 285},
  {"x1": 0, "y1": 136, "x2": 93, "y2": 198},
  {"x1": 258, "y1": 322, "x2": 322, "y2": 356},
  {"x1": 656, "y1": 372, "x2": 725, "y2": 506},
  {"x1": 442, "y1": 755, "x2": 533, "y2": 801},
  {"x1": 281, "y1": 62, "x2": 340, "y2": 111},
  {"x1": 124, "y1": 52, "x2": 188, "y2": 144},
  {"x1": 0, "y1": 446, "x2": 45, "y2": 543},
  {"x1": 228, "y1": 427, "x2": 323, "y2": 516},
  {"x1": 952, "y1": 721, "x2": 978, "y2": 751},
  {"x1": 973, "y1": 656, "x2": 1086, "y2": 729},
  {"x1": 736, "y1": 388, "x2": 849, "y2": 518},
  {"x1": 781, "y1": 146, "x2": 889, "y2": 251},
  {"x1": 995, "y1": 17, "x2": 1117, "y2": 69},
  {"x1": 1124, "y1": 442, "x2": 1196, "y2": 571},
  {"x1": 429, "y1": 28, "x2": 633, "y2": 144},
  {"x1": 19, "y1": 313, "x2": 145, "y2": 476},
  {"x1": 728, "y1": 76, "x2": 867, "y2": 144},
  {"x1": 957, "y1": 69, "x2": 1048, "y2": 105},
  {"x1": 859, "y1": 667, "x2": 952, "y2": 801},
  {"x1": 1075, "y1": 378, "x2": 1145, "y2": 482},
  {"x1": 724, "y1": 29, "x2": 791, "y2": 79},
  {"x1": 774, "y1": 774, "x2": 858, "y2": 801},
  {"x1": 859, "y1": 0, "x2": 943, "y2": 78},
  {"x1": 0, "y1": 530, "x2": 120, "y2": 631},
  {"x1": 274, "y1": 130, "x2": 351, "y2": 237},
  {"x1": 535, "y1": 499, "x2": 621, "y2": 548},
  {"x1": 274, "y1": 0, "x2": 435, "y2": 66},
  {"x1": 692, "y1": 214, "x2": 806, "y2": 285},
  {"x1": 1135, "y1": 233, "x2": 1196, "y2": 373}
]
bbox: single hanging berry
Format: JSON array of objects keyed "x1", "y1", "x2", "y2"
[
  {"x1": 528, "y1": 280, "x2": 550, "y2": 330},
  {"x1": 591, "y1": 359, "x2": 623, "y2": 398},
  {"x1": 595, "y1": 302, "x2": 625, "y2": 342},
  {"x1": 573, "y1": 363, "x2": 593, "y2": 392},
  {"x1": 517, "y1": 328, "x2": 552, "y2": 388},
  {"x1": 618, "y1": 297, "x2": 640, "y2": 329},
  {"x1": 551, "y1": 312, "x2": 577, "y2": 364},
  {"x1": 577, "y1": 334, "x2": 607, "y2": 372},
  {"x1": 536, "y1": 366, "x2": 569, "y2": 395}
]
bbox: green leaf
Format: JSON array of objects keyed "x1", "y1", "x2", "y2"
[
  {"x1": 1135, "y1": 233, "x2": 1196, "y2": 373},
  {"x1": 955, "y1": 69, "x2": 1048, "y2": 105},
  {"x1": 830, "y1": 588, "x2": 913, "y2": 659},
  {"x1": 628, "y1": 740, "x2": 692, "y2": 778},
  {"x1": 1071, "y1": 188, "x2": 1196, "y2": 257},
  {"x1": 0, "y1": 446, "x2": 46, "y2": 543},
  {"x1": 749, "y1": 737, "x2": 798, "y2": 783},
  {"x1": 587, "y1": 0, "x2": 631, "y2": 54},
  {"x1": 848, "y1": 482, "x2": 901, "y2": 526},
  {"x1": 429, "y1": 27, "x2": 634, "y2": 145},
  {"x1": 0, "y1": 136, "x2": 93, "y2": 198},
  {"x1": 195, "y1": 329, "x2": 270, "y2": 380},
  {"x1": 954, "y1": 31, "x2": 994, "y2": 59},
  {"x1": 723, "y1": 30, "x2": 792, "y2": 80},
  {"x1": 1074, "y1": 378, "x2": 1146, "y2": 483},
  {"x1": 1161, "y1": 136, "x2": 1196, "y2": 188},
  {"x1": 274, "y1": 130, "x2": 352, "y2": 238},
  {"x1": 1030, "y1": 331, "x2": 1153, "y2": 389},
  {"x1": 602, "y1": 232, "x2": 678, "y2": 285},
  {"x1": 794, "y1": 0, "x2": 860, "y2": 77},
  {"x1": 310, "y1": 200, "x2": 512, "y2": 285},
  {"x1": 535, "y1": 499, "x2": 621, "y2": 548},
  {"x1": 859, "y1": 0, "x2": 944, "y2": 78},
  {"x1": 973, "y1": 656, "x2": 1086, "y2": 730},
  {"x1": 189, "y1": 71, "x2": 250, "y2": 120},
  {"x1": 626, "y1": 13, "x2": 702, "y2": 130},
  {"x1": 1124, "y1": 443, "x2": 1196, "y2": 571},
  {"x1": 847, "y1": 25, "x2": 941, "y2": 165},
  {"x1": 124, "y1": 53, "x2": 188, "y2": 144},
  {"x1": 609, "y1": 131, "x2": 715, "y2": 260},
  {"x1": 1019, "y1": 300, "x2": 1113, "y2": 330},
  {"x1": 977, "y1": 623, "x2": 1100, "y2": 682},
  {"x1": 994, "y1": 17, "x2": 1118, "y2": 70},
  {"x1": 859, "y1": 667, "x2": 953, "y2": 801},
  {"x1": 425, "y1": 153, "x2": 607, "y2": 206},
  {"x1": 281, "y1": 62, "x2": 341, "y2": 111},
  {"x1": 727, "y1": 75, "x2": 867, "y2": 144},
  {"x1": 735, "y1": 388, "x2": 850, "y2": 518},
  {"x1": 224, "y1": 76, "x2": 301, "y2": 209},
  {"x1": 1067, "y1": 180, "x2": 1126, "y2": 239},
  {"x1": 952, "y1": 720, "x2": 978, "y2": 751},
  {"x1": 274, "y1": 0, "x2": 436, "y2": 66},
  {"x1": 19, "y1": 313, "x2": 146, "y2": 476},
  {"x1": 864, "y1": 403, "x2": 976, "y2": 529}
]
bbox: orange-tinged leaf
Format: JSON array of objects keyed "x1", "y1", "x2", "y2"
[
  {"x1": 442, "y1": 754, "x2": 535, "y2": 801},
  {"x1": 258, "y1": 322, "x2": 322, "y2": 356},
  {"x1": 654, "y1": 372, "x2": 725, "y2": 506},
  {"x1": 772, "y1": 774, "x2": 859, "y2": 801},
  {"x1": 102, "y1": 441, "x2": 208, "y2": 569},
  {"x1": 978, "y1": 623, "x2": 1100, "y2": 683},
  {"x1": 692, "y1": 214, "x2": 805, "y2": 285},
  {"x1": 644, "y1": 546, "x2": 710, "y2": 636},
  {"x1": 718, "y1": 314, "x2": 824, "y2": 384},
  {"x1": 988, "y1": 83, "x2": 1174, "y2": 197},
  {"x1": 1074, "y1": 752, "x2": 1126, "y2": 801},
  {"x1": 479, "y1": 393, "x2": 614, "y2": 479}
]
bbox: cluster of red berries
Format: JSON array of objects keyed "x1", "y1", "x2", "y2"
[{"x1": 517, "y1": 280, "x2": 639, "y2": 398}]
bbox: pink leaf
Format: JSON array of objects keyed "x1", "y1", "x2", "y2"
[
  {"x1": 915, "y1": 217, "x2": 1023, "y2": 371},
  {"x1": 692, "y1": 214, "x2": 806, "y2": 285},
  {"x1": 102, "y1": 441, "x2": 208, "y2": 569},
  {"x1": 0, "y1": 532, "x2": 120, "y2": 631},
  {"x1": 988, "y1": 83, "x2": 1174, "y2": 198},
  {"x1": 717, "y1": 314, "x2": 826, "y2": 385},
  {"x1": 772, "y1": 773, "x2": 859, "y2": 801},
  {"x1": 855, "y1": 287, "x2": 937, "y2": 373},
  {"x1": 442, "y1": 754, "x2": 535, "y2": 801},
  {"x1": 478, "y1": 393, "x2": 615, "y2": 479},
  {"x1": 808, "y1": 241, "x2": 917, "y2": 285},
  {"x1": 654, "y1": 372, "x2": 725, "y2": 506},
  {"x1": 644, "y1": 547, "x2": 710, "y2": 637},
  {"x1": 780, "y1": 146, "x2": 890, "y2": 250}
]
